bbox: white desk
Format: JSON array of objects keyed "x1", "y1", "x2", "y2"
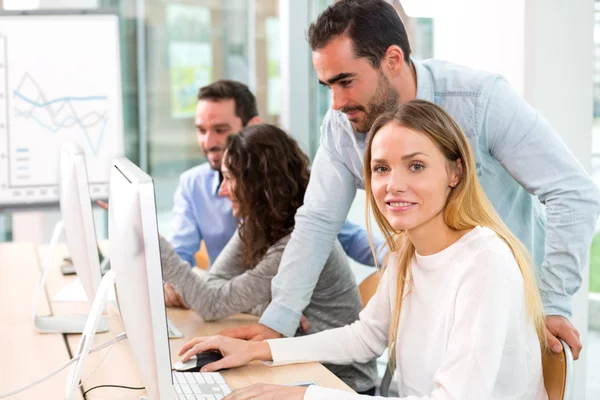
[
  {"x1": 36, "y1": 242, "x2": 354, "y2": 399},
  {"x1": 0, "y1": 242, "x2": 83, "y2": 400}
]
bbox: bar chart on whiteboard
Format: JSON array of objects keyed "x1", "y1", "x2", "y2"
[{"x1": 0, "y1": 13, "x2": 124, "y2": 208}]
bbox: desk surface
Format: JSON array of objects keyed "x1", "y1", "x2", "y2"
[
  {"x1": 0, "y1": 242, "x2": 83, "y2": 400},
  {"x1": 37, "y1": 242, "x2": 353, "y2": 399}
]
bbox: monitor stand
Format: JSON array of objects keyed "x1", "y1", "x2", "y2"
[
  {"x1": 31, "y1": 220, "x2": 108, "y2": 334},
  {"x1": 64, "y1": 270, "x2": 116, "y2": 400}
]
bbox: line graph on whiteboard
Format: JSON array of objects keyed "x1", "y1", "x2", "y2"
[
  {"x1": 0, "y1": 18, "x2": 123, "y2": 203},
  {"x1": 12, "y1": 72, "x2": 109, "y2": 156}
]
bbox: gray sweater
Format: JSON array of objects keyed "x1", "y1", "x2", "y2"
[{"x1": 159, "y1": 232, "x2": 377, "y2": 392}]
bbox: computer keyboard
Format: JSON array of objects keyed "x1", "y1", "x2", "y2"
[
  {"x1": 172, "y1": 371, "x2": 231, "y2": 399},
  {"x1": 167, "y1": 318, "x2": 184, "y2": 339}
]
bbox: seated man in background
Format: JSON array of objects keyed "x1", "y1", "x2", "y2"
[{"x1": 167, "y1": 79, "x2": 383, "y2": 307}]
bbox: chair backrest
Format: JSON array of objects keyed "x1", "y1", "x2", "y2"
[
  {"x1": 542, "y1": 339, "x2": 574, "y2": 400},
  {"x1": 358, "y1": 271, "x2": 381, "y2": 307}
]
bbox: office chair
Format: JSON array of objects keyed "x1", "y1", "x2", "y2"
[
  {"x1": 543, "y1": 339, "x2": 574, "y2": 400},
  {"x1": 359, "y1": 271, "x2": 381, "y2": 307},
  {"x1": 194, "y1": 241, "x2": 210, "y2": 270}
]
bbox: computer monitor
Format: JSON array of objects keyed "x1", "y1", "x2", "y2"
[
  {"x1": 59, "y1": 144, "x2": 183, "y2": 336},
  {"x1": 65, "y1": 156, "x2": 227, "y2": 400},
  {"x1": 108, "y1": 156, "x2": 174, "y2": 399},
  {"x1": 59, "y1": 142, "x2": 102, "y2": 303},
  {"x1": 32, "y1": 142, "x2": 108, "y2": 334}
]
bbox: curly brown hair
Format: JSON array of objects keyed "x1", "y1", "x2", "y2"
[{"x1": 223, "y1": 124, "x2": 310, "y2": 269}]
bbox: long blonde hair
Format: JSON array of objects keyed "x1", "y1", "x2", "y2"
[{"x1": 364, "y1": 100, "x2": 546, "y2": 370}]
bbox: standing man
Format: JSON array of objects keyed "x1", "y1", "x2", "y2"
[
  {"x1": 224, "y1": 0, "x2": 600, "y2": 360},
  {"x1": 166, "y1": 79, "x2": 383, "y2": 306}
]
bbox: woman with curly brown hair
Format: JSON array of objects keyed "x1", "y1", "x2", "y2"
[{"x1": 158, "y1": 124, "x2": 377, "y2": 394}]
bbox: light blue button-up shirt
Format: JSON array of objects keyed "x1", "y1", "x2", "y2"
[
  {"x1": 260, "y1": 59, "x2": 600, "y2": 337},
  {"x1": 169, "y1": 162, "x2": 383, "y2": 267}
]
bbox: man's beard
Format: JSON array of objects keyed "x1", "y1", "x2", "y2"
[
  {"x1": 205, "y1": 148, "x2": 222, "y2": 170},
  {"x1": 353, "y1": 73, "x2": 399, "y2": 133}
]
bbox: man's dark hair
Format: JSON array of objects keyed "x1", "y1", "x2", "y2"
[
  {"x1": 197, "y1": 80, "x2": 258, "y2": 126},
  {"x1": 308, "y1": 0, "x2": 411, "y2": 67}
]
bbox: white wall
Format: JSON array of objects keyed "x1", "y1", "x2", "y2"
[
  {"x1": 524, "y1": 1, "x2": 595, "y2": 398},
  {"x1": 524, "y1": 0, "x2": 594, "y2": 171},
  {"x1": 434, "y1": 1, "x2": 595, "y2": 397},
  {"x1": 433, "y1": 0, "x2": 525, "y2": 93}
]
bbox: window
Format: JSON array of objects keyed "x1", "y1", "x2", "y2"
[
  {"x1": 0, "y1": 0, "x2": 282, "y2": 240},
  {"x1": 106, "y1": 0, "x2": 281, "y2": 235}
]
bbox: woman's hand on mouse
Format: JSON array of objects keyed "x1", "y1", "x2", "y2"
[{"x1": 178, "y1": 335, "x2": 272, "y2": 372}]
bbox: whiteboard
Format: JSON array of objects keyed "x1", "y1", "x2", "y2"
[{"x1": 0, "y1": 11, "x2": 124, "y2": 209}]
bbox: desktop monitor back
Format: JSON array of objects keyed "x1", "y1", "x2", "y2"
[
  {"x1": 109, "y1": 157, "x2": 175, "y2": 400},
  {"x1": 59, "y1": 142, "x2": 101, "y2": 303}
]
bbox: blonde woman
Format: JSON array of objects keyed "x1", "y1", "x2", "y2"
[{"x1": 177, "y1": 100, "x2": 549, "y2": 400}]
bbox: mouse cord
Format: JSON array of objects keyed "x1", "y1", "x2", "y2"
[
  {"x1": 82, "y1": 384, "x2": 145, "y2": 396},
  {"x1": 0, "y1": 332, "x2": 127, "y2": 399},
  {"x1": 78, "y1": 340, "x2": 115, "y2": 388}
]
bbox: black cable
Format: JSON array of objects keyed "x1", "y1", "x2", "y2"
[{"x1": 82, "y1": 384, "x2": 145, "y2": 396}]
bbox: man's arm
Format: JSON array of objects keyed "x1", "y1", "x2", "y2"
[
  {"x1": 169, "y1": 174, "x2": 203, "y2": 266},
  {"x1": 485, "y1": 78, "x2": 600, "y2": 319},
  {"x1": 259, "y1": 139, "x2": 358, "y2": 337},
  {"x1": 338, "y1": 219, "x2": 386, "y2": 266}
]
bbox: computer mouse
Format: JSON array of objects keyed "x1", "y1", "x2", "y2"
[{"x1": 173, "y1": 350, "x2": 224, "y2": 372}]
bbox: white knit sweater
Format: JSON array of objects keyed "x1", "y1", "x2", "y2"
[{"x1": 267, "y1": 226, "x2": 548, "y2": 399}]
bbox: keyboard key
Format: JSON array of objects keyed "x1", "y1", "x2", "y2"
[
  {"x1": 180, "y1": 384, "x2": 192, "y2": 394},
  {"x1": 219, "y1": 384, "x2": 231, "y2": 394},
  {"x1": 191, "y1": 384, "x2": 201, "y2": 394},
  {"x1": 184, "y1": 372, "x2": 195, "y2": 383},
  {"x1": 185, "y1": 395, "x2": 196, "y2": 400},
  {"x1": 203, "y1": 374, "x2": 215, "y2": 384},
  {"x1": 175, "y1": 385, "x2": 183, "y2": 394},
  {"x1": 193, "y1": 373, "x2": 206, "y2": 384},
  {"x1": 212, "y1": 374, "x2": 225, "y2": 384}
]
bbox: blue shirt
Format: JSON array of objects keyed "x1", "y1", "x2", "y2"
[
  {"x1": 260, "y1": 59, "x2": 600, "y2": 337},
  {"x1": 169, "y1": 163, "x2": 383, "y2": 268}
]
